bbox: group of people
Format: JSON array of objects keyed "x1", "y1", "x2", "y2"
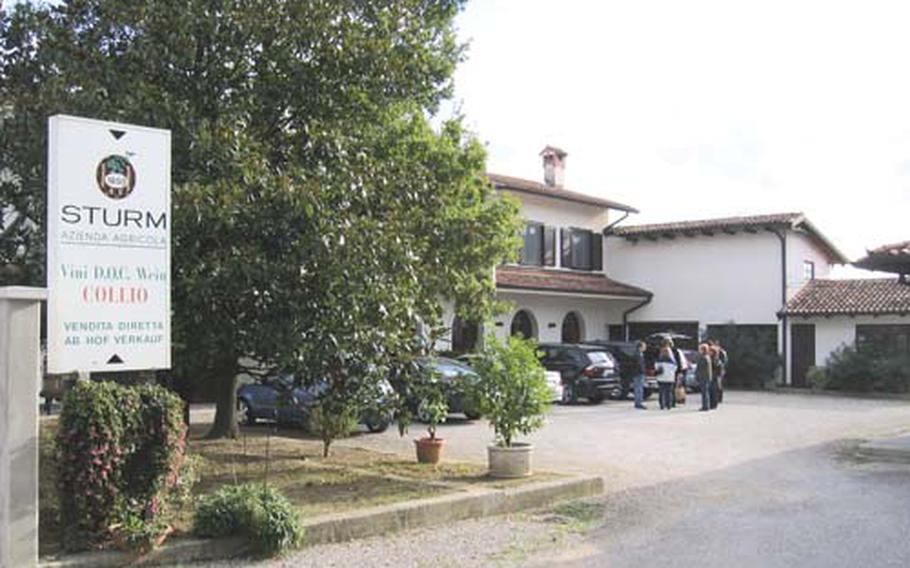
[{"x1": 633, "y1": 338, "x2": 727, "y2": 412}]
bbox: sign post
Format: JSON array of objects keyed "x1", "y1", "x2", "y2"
[
  {"x1": 47, "y1": 115, "x2": 171, "y2": 373},
  {"x1": 0, "y1": 286, "x2": 46, "y2": 568}
]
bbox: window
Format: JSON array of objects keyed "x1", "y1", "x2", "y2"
[
  {"x1": 561, "y1": 312, "x2": 584, "y2": 343},
  {"x1": 856, "y1": 325, "x2": 910, "y2": 355},
  {"x1": 803, "y1": 260, "x2": 815, "y2": 281},
  {"x1": 607, "y1": 324, "x2": 625, "y2": 341},
  {"x1": 560, "y1": 228, "x2": 603, "y2": 271},
  {"x1": 519, "y1": 222, "x2": 556, "y2": 266},
  {"x1": 510, "y1": 309, "x2": 537, "y2": 339}
]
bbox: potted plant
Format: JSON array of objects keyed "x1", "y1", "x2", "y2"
[
  {"x1": 412, "y1": 366, "x2": 449, "y2": 464},
  {"x1": 474, "y1": 334, "x2": 552, "y2": 477}
]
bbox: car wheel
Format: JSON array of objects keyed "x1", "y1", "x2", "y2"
[
  {"x1": 464, "y1": 410, "x2": 482, "y2": 420},
  {"x1": 588, "y1": 393, "x2": 605, "y2": 404},
  {"x1": 642, "y1": 389, "x2": 654, "y2": 401},
  {"x1": 237, "y1": 399, "x2": 256, "y2": 426},
  {"x1": 608, "y1": 385, "x2": 625, "y2": 400},
  {"x1": 364, "y1": 413, "x2": 390, "y2": 433}
]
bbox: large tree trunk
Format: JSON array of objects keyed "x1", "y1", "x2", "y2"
[{"x1": 206, "y1": 359, "x2": 240, "y2": 439}]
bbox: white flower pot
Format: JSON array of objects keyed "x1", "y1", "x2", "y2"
[{"x1": 487, "y1": 442, "x2": 533, "y2": 478}]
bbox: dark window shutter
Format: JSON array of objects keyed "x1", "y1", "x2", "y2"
[
  {"x1": 543, "y1": 227, "x2": 556, "y2": 266},
  {"x1": 560, "y1": 228, "x2": 571, "y2": 268},
  {"x1": 592, "y1": 233, "x2": 603, "y2": 271}
]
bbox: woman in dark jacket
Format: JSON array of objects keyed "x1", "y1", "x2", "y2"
[{"x1": 696, "y1": 343, "x2": 713, "y2": 411}]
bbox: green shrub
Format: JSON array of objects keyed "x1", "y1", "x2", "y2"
[
  {"x1": 820, "y1": 345, "x2": 910, "y2": 393},
  {"x1": 57, "y1": 381, "x2": 191, "y2": 551},
  {"x1": 194, "y1": 483, "x2": 303, "y2": 556},
  {"x1": 473, "y1": 334, "x2": 551, "y2": 447},
  {"x1": 707, "y1": 323, "x2": 781, "y2": 388},
  {"x1": 807, "y1": 366, "x2": 828, "y2": 390},
  {"x1": 307, "y1": 403, "x2": 359, "y2": 458}
]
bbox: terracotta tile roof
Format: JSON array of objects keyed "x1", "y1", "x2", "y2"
[
  {"x1": 487, "y1": 173, "x2": 639, "y2": 213},
  {"x1": 496, "y1": 265, "x2": 651, "y2": 298},
  {"x1": 611, "y1": 212, "x2": 849, "y2": 264},
  {"x1": 854, "y1": 240, "x2": 910, "y2": 274},
  {"x1": 783, "y1": 278, "x2": 910, "y2": 316}
]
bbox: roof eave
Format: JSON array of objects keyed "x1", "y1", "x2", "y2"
[
  {"x1": 488, "y1": 175, "x2": 640, "y2": 214},
  {"x1": 792, "y1": 218, "x2": 850, "y2": 265}
]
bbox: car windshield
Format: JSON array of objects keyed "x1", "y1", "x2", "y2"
[
  {"x1": 418, "y1": 357, "x2": 477, "y2": 379},
  {"x1": 586, "y1": 351, "x2": 612, "y2": 366},
  {"x1": 434, "y1": 359, "x2": 477, "y2": 379}
]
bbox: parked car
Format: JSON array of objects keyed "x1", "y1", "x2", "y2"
[
  {"x1": 392, "y1": 357, "x2": 483, "y2": 420},
  {"x1": 587, "y1": 340, "x2": 656, "y2": 400},
  {"x1": 457, "y1": 353, "x2": 563, "y2": 402},
  {"x1": 537, "y1": 343, "x2": 622, "y2": 403},
  {"x1": 236, "y1": 374, "x2": 393, "y2": 432}
]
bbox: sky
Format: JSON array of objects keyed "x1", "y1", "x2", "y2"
[
  {"x1": 6, "y1": 0, "x2": 907, "y2": 275},
  {"x1": 448, "y1": 0, "x2": 910, "y2": 277}
]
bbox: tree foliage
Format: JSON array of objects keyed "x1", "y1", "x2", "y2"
[
  {"x1": 1, "y1": 0, "x2": 521, "y2": 437},
  {"x1": 473, "y1": 335, "x2": 551, "y2": 448}
]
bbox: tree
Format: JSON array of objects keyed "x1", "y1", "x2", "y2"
[{"x1": 1, "y1": 0, "x2": 521, "y2": 438}]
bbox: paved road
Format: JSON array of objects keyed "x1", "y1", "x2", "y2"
[
  {"x1": 533, "y1": 441, "x2": 910, "y2": 567},
  {"x1": 337, "y1": 390, "x2": 910, "y2": 493},
  {"x1": 194, "y1": 391, "x2": 910, "y2": 567}
]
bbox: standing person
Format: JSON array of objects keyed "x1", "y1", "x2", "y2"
[
  {"x1": 708, "y1": 344, "x2": 720, "y2": 409},
  {"x1": 714, "y1": 340, "x2": 728, "y2": 404},
  {"x1": 633, "y1": 340, "x2": 648, "y2": 410},
  {"x1": 656, "y1": 345, "x2": 677, "y2": 410},
  {"x1": 663, "y1": 338, "x2": 678, "y2": 408},
  {"x1": 671, "y1": 342, "x2": 688, "y2": 405},
  {"x1": 696, "y1": 343, "x2": 713, "y2": 411}
]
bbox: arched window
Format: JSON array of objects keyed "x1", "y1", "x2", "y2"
[
  {"x1": 561, "y1": 312, "x2": 584, "y2": 343},
  {"x1": 452, "y1": 317, "x2": 480, "y2": 354},
  {"x1": 510, "y1": 310, "x2": 537, "y2": 339}
]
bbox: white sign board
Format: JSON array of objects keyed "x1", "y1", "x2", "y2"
[{"x1": 47, "y1": 115, "x2": 171, "y2": 373}]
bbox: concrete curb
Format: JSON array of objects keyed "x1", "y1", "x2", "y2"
[{"x1": 39, "y1": 475, "x2": 603, "y2": 567}]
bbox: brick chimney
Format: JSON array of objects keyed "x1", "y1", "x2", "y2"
[{"x1": 540, "y1": 146, "x2": 567, "y2": 188}]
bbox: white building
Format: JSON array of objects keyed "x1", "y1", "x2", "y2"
[
  {"x1": 780, "y1": 241, "x2": 910, "y2": 385},
  {"x1": 604, "y1": 214, "x2": 849, "y2": 384},
  {"x1": 443, "y1": 147, "x2": 651, "y2": 351},
  {"x1": 443, "y1": 146, "x2": 906, "y2": 388}
]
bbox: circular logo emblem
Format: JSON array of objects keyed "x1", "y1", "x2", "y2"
[{"x1": 95, "y1": 155, "x2": 136, "y2": 199}]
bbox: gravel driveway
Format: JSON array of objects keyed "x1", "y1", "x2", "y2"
[{"x1": 191, "y1": 391, "x2": 910, "y2": 567}]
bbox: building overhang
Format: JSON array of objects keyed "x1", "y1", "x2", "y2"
[{"x1": 495, "y1": 265, "x2": 652, "y2": 300}]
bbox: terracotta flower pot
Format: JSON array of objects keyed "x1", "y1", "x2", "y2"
[
  {"x1": 487, "y1": 442, "x2": 533, "y2": 478},
  {"x1": 414, "y1": 436, "x2": 445, "y2": 464}
]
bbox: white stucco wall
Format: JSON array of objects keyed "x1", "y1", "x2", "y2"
[
  {"x1": 504, "y1": 190, "x2": 610, "y2": 236},
  {"x1": 492, "y1": 291, "x2": 634, "y2": 343},
  {"x1": 438, "y1": 292, "x2": 635, "y2": 349},
  {"x1": 605, "y1": 231, "x2": 783, "y2": 325},
  {"x1": 786, "y1": 232, "x2": 834, "y2": 299}
]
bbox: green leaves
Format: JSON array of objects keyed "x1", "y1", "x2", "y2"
[
  {"x1": 56, "y1": 381, "x2": 190, "y2": 550},
  {"x1": 2, "y1": 0, "x2": 522, "y2": 442},
  {"x1": 473, "y1": 335, "x2": 552, "y2": 448},
  {"x1": 194, "y1": 483, "x2": 304, "y2": 557}
]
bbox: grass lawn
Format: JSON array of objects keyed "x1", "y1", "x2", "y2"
[{"x1": 39, "y1": 419, "x2": 556, "y2": 557}]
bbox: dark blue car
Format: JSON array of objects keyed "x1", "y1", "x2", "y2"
[{"x1": 237, "y1": 374, "x2": 392, "y2": 433}]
